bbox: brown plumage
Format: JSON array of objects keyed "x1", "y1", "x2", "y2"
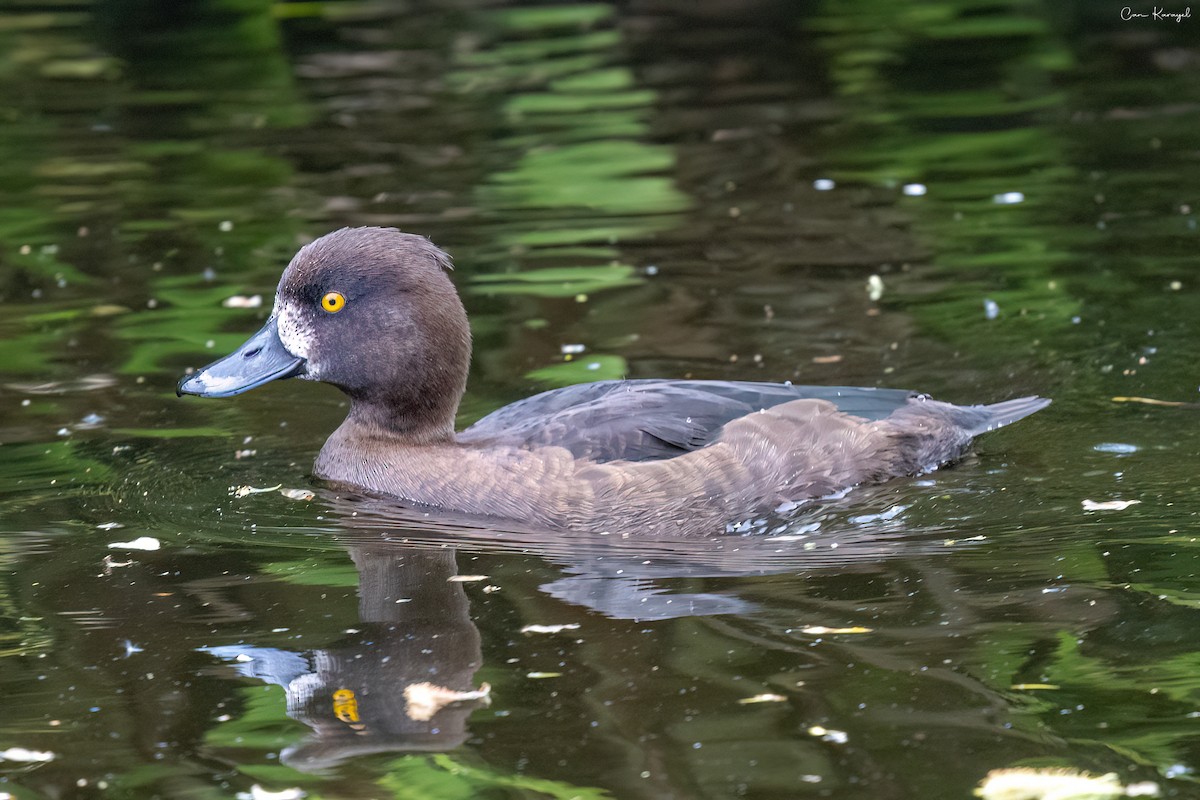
[{"x1": 179, "y1": 226, "x2": 1050, "y2": 535}]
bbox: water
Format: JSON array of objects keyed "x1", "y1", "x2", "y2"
[{"x1": 2, "y1": 2, "x2": 1200, "y2": 798}]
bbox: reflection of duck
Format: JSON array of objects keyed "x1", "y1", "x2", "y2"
[
  {"x1": 203, "y1": 548, "x2": 485, "y2": 770},
  {"x1": 179, "y1": 227, "x2": 1048, "y2": 534}
]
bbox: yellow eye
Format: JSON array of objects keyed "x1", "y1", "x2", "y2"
[{"x1": 321, "y1": 291, "x2": 346, "y2": 313}]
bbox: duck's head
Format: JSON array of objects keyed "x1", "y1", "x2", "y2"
[{"x1": 178, "y1": 227, "x2": 471, "y2": 440}]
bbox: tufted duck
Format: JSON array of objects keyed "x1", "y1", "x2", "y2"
[{"x1": 179, "y1": 227, "x2": 1049, "y2": 534}]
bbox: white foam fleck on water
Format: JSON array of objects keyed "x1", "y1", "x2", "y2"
[
  {"x1": 849, "y1": 505, "x2": 909, "y2": 525},
  {"x1": 867, "y1": 274, "x2": 884, "y2": 301},
  {"x1": 1093, "y1": 442, "x2": 1139, "y2": 455},
  {"x1": 108, "y1": 537, "x2": 160, "y2": 551},
  {"x1": 0, "y1": 747, "x2": 55, "y2": 763}
]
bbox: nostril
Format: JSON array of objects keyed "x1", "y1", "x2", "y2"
[{"x1": 243, "y1": 346, "x2": 263, "y2": 359}]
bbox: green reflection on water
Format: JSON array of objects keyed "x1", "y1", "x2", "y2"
[
  {"x1": 471, "y1": 264, "x2": 641, "y2": 297},
  {"x1": 487, "y1": 4, "x2": 614, "y2": 32},
  {"x1": 449, "y1": 2, "x2": 689, "y2": 387},
  {"x1": 0, "y1": 0, "x2": 308, "y2": 382},
  {"x1": 380, "y1": 753, "x2": 612, "y2": 800},
  {"x1": 481, "y1": 140, "x2": 684, "y2": 216},
  {"x1": 526, "y1": 354, "x2": 627, "y2": 386},
  {"x1": 261, "y1": 557, "x2": 359, "y2": 587},
  {"x1": 206, "y1": 685, "x2": 308, "y2": 752},
  {"x1": 114, "y1": 275, "x2": 270, "y2": 375},
  {"x1": 813, "y1": 0, "x2": 1083, "y2": 374}
]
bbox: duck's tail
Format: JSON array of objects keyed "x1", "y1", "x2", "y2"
[
  {"x1": 960, "y1": 395, "x2": 1052, "y2": 437},
  {"x1": 881, "y1": 394, "x2": 1050, "y2": 475}
]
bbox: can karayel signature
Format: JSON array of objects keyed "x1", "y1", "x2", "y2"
[{"x1": 1121, "y1": 6, "x2": 1192, "y2": 21}]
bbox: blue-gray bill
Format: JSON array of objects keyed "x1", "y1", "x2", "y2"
[{"x1": 177, "y1": 316, "x2": 305, "y2": 398}]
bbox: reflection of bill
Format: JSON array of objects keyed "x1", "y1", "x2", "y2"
[{"x1": 203, "y1": 548, "x2": 486, "y2": 770}]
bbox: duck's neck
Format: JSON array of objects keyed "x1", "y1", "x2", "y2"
[{"x1": 342, "y1": 393, "x2": 459, "y2": 446}]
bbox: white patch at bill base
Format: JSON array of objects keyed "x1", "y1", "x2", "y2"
[{"x1": 275, "y1": 299, "x2": 318, "y2": 377}]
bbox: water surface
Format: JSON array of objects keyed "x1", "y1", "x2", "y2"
[{"x1": 1, "y1": 2, "x2": 1199, "y2": 798}]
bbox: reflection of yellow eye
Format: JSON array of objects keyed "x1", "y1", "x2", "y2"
[
  {"x1": 332, "y1": 688, "x2": 360, "y2": 723},
  {"x1": 322, "y1": 291, "x2": 346, "y2": 313}
]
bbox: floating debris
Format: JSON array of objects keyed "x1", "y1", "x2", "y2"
[
  {"x1": 404, "y1": 681, "x2": 491, "y2": 722},
  {"x1": 1010, "y1": 683, "x2": 1059, "y2": 691},
  {"x1": 520, "y1": 623, "x2": 581, "y2": 635},
  {"x1": 800, "y1": 626, "x2": 872, "y2": 635},
  {"x1": 812, "y1": 355, "x2": 843, "y2": 365},
  {"x1": 711, "y1": 128, "x2": 754, "y2": 142},
  {"x1": 90, "y1": 304, "x2": 130, "y2": 317},
  {"x1": 526, "y1": 672, "x2": 563, "y2": 679},
  {"x1": 807, "y1": 726, "x2": 848, "y2": 744},
  {"x1": 231, "y1": 484, "x2": 282, "y2": 498},
  {"x1": 279, "y1": 488, "x2": 315, "y2": 501},
  {"x1": 993, "y1": 191, "x2": 1026, "y2": 205},
  {"x1": 8, "y1": 375, "x2": 118, "y2": 395},
  {"x1": 813, "y1": 178, "x2": 836, "y2": 191},
  {"x1": 984, "y1": 298, "x2": 1000, "y2": 320},
  {"x1": 447, "y1": 575, "x2": 488, "y2": 583},
  {"x1": 1111, "y1": 396, "x2": 1186, "y2": 407},
  {"x1": 0, "y1": 747, "x2": 56, "y2": 762},
  {"x1": 849, "y1": 504, "x2": 908, "y2": 524},
  {"x1": 944, "y1": 535, "x2": 987, "y2": 546},
  {"x1": 974, "y1": 767, "x2": 1148, "y2": 800},
  {"x1": 108, "y1": 537, "x2": 160, "y2": 551},
  {"x1": 902, "y1": 183, "x2": 927, "y2": 197},
  {"x1": 236, "y1": 786, "x2": 306, "y2": 800},
  {"x1": 1082, "y1": 499, "x2": 1140, "y2": 512},
  {"x1": 867, "y1": 274, "x2": 884, "y2": 302},
  {"x1": 737, "y1": 693, "x2": 787, "y2": 704},
  {"x1": 222, "y1": 294, "x2": 262, "y2": 309},
  {"x1": 101, "y1": 555, "x2": 133, "y2": 575},
  {"x1": 1092, "y1": 443, "x2": 1139, "y2": 455}
]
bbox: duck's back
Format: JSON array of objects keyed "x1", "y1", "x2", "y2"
[{"x1": 458, "y1": 380, "x2": 923, "y2": 463}]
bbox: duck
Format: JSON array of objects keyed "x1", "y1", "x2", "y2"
[{"x1": 178, "y1": 226, "x2": 1049, "y2": 535}]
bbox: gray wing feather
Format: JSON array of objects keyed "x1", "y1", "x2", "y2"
[{"x1": 459, "y1": 380, "x2": 919, "y2": 463}]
